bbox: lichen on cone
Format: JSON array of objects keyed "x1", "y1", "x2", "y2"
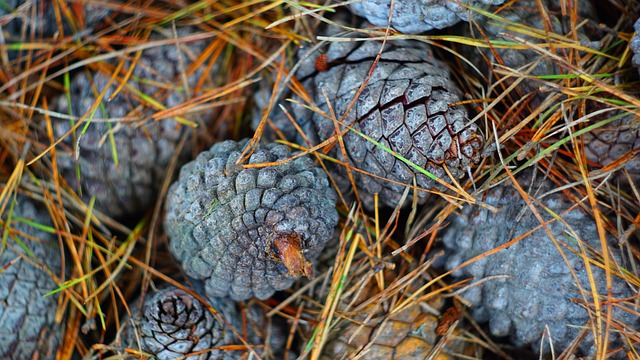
[
  {"x1": 0, "y1": 197, "x2": 63, "y2": 360},
  {"x1": 253, "y1": 19, "x2": 485, "y2": 209},
  {"x1": 164, "y1": 139, "x2": 339, "y2": 301},
  {"x1": 442, "y1": 170, "x2": 638, "y2": 356},
  {"x1": 50, "y1": 26, "x2": 216, "y2": 219}
]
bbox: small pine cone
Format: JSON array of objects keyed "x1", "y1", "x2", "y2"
[
  {"x1": 442, "y1": 171, "x2": 637, "y2": 355},
  {"x1": 322, "y1": 274, "x2": 479, "y2": 359},
  {"x1": 582, "y1": 111, "x2": 640, "y2": 185},
  {"x1": 0, "y1": 198, "x2": 63, "y2": 359},
  {"x1": 165, "y1": 139, "x2": 339, "y2": 301},
  {"x1": 51, "y1": 26, "x2": 214, "y2": 219},
  {"x1": 253, "y1": 36, "x2": 484, "y2": 209},
  {"x1": 123, "y1": 286, "x2": 286, "y2": 359},
  {"x1": 460, "y1": 0, "x2": 600, "y2": 103},
  {"x1": 346, "y1": 0, "x2": 505, "y2": 34},
  {"x1": 1, "y1": 0, "x2": 110, "y2": 41},
  {"x1": 630, "y1": 18, "x2": 640, "y2": 75}
]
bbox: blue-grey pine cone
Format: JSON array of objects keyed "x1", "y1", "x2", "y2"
[
  {"x1": 1, "y1": 0, "x2": 110, "y2": 41},
  {"x1": 0, "y1": 198, "x2": 63, "y2": 360},
  {"x1": 165, "y1": 139, "x2": 339, "y2": 300},
  {"x1": 123, "y1": 286, "x2": 285, "y2": 359},
  {"x1": 346, "y1": 0, "x2": 505, "y2": 34},
  {"x1": 442, "y1": 171, "x2": 638, "y2": 355},
  {"x1": 51, "y1": 26, "x2": 214, "y2": 219},
  {"x1": 253, "y1": 37, "x2": 484, "y2": 209},
  {"x1": 630, "y1": 18, "x2": 640, "y2": 75},
  {"x1": 460, "y1": 0, "x2": 599, "y2": 102}
]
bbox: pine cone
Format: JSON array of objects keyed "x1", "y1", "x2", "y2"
[
  {"x1": 322, "y1": 273, "x2": 479, "y2": 359},
  {"x1": 51, "y1": 26, "x2": 215, "y2": 219},
  {"x1": 582, "y1": 111, "x2": 640, "y2": 185},
  {"x1": 460, "y1": 0, "x2": 599, "y2": 103},
  {"x1": 442, "y1": 171, "x2": 637, "y2": 355},
  {"x1": 1, "y1": 0, "x2": 110, "y2": 41},
  {"x1": 253, "y1": 32, "x2": 484, "y2": 209},
  {"x1": 123, "y1": 286, "x2": 286, "y2": 359},
  {"x1": 630, "y1": 18, "x2": 640, "y2": 75},
  {"x1": 165, "y1": 139, "x2": 339, "y2": 301},
  {"x1": 346, "y1": 0, "x2": 506, "y2": 34},
  {"x1": 0, "y1": 198, "x2": 63, "y2": 360}
]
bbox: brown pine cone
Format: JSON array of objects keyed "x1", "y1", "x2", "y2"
[
  {"x1": 321, "y1": 273, "x2": 479, "y2": 359},
  {"x1": 253, "y1": 22, "x2": 485, "y2": 209}
]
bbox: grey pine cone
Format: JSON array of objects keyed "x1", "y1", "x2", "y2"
[
  {"x1": 630, "y1": 18, "x2": 640, "y2": 75},
  {"x1": 123, "y1": 286, "x2": 285, "y2": 359},
  {"x1": 460, "y1": 0, "x2": 599, "y2": 103},
  {"x1": 442, "y1": 171, "x2": 638, "y2": 355},
  {"x1": 165, "y1": 139, "x2": 339, "y2": 300},
  {"x1": 1, "y1": 0, "x2": 110, "y2": 41},
  {"x1": 347, "y1": 0, "x2": 505, "y2": 34},
  {"x1": 0, "y1": 197, "x2": 63, "y2": 360},
  {"x1": 51, "y1": 26, "x2": 215, "y2": 219},
  {"x1": 254, "y1": 37, "x2": 484, "y2": 209}
]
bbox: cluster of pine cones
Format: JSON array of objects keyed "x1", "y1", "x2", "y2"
[{"x1": 1, "y1": 0, "x2": 639, "y2": 359}]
